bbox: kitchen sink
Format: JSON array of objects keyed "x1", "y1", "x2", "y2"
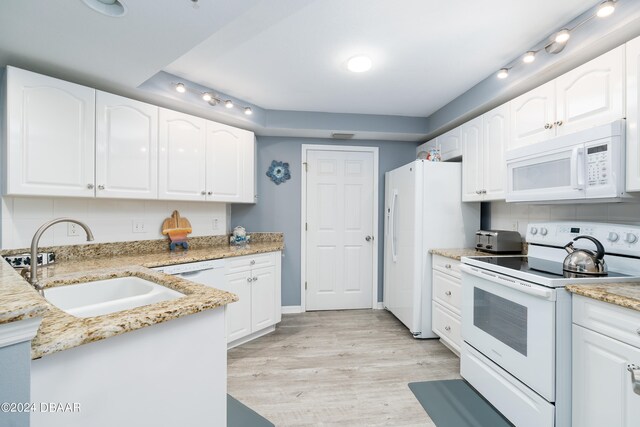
[{"x1": 44, "y1": 277, "x2": 185, "y2": 318}]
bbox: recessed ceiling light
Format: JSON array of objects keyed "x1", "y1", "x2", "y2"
[
  {"x1": 523, "y1": 51, "x2": 536, "y2": 64},
  {"x1": 596, "y1": 0, "x2": 615, "y2": 18},
  {"x1": 554, "y1": 29, "x2": 571, "y2": 44},
  {"x1": 244, "y1": 107, "x2": 253, "y2": 115},
  {"x1": 82, "y1": 0, "x2": 127, "y2": 17},
  {"x1": 175, "y1": 83, "x2": 186, "y2": 93},
  {"x1": 347, "y1": 55, "x2": 373, "y2": 73},
  {"x1": 202, "y1": 92, "x2": 213, "y2": 102},
  {"x1": 225, "y1": 100, "x2": 234, "y2": 109},
  {"x1": 497, "y1": 68, "x2": 509, "y2": 79}
]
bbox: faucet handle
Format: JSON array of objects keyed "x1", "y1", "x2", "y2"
[{"x1": 20, "y1": 266, "x2": 31, "y2": 280}]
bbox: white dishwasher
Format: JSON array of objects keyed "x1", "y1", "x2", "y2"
[{"x1": 154, "y1": 259, "x2": 226, "y2": 289}]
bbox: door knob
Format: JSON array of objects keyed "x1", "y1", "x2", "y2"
[{"x1": 365, "y1": 235, "x2": 373, "y2": 242}]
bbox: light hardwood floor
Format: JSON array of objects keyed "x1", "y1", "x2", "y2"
[{"x1": 227, "y1": 309, "x2": 460, "y2": 426}]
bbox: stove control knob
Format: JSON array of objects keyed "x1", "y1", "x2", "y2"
[
  {"x1": 540, "y1": 227, "x2": 548, "y2": 236},
  {"x1": 625, "y1": 233, "x2": 638, "y2": 244},
  {"x1": 608, "y1": 232, "x2": 619, "y2": 242},
  {"x1": 530, "y1": 227, "x2": 538, "y2": 235}
]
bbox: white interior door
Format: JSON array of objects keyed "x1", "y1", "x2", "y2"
[{"x1": 305, "y1": 149, "x2": 375, "y2": 310}]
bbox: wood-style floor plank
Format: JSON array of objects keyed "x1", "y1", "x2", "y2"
[{"x1": 228, "y1": 309, "x2": 460, "y2": 426}]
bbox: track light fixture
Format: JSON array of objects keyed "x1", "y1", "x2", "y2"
[
  {"x1": 172, "y1": 82, "x2": 253, "y2": 115},
  {"x1": 496, "y1": 0, "x2": 617, "y2": 79}
]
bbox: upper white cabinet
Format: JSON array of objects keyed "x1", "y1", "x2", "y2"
[
  {"x1": 158, "y1": 108, "x2": 207, "y2": 201},
  {"x1": 417, "y1": 128, "x2": 462, "y2": 162},
  {"x1": 509, "y1": 46, "x2": 625, "y2": 151},
  {"x1": 627, "y1": 35, "x2": 640, "y2": 192},
  {"x1": 95, "y1": 91, "x2": 158, "y2": 199},
  {"x1": 5, "y1": 66, "x2": 96, "y2": 197},
  {"x1": 205, "y1": 121, "x2": 255, "y2": 203},
  {"x1": 461, "y1": 104, "x2": 508, "y2": 202}
]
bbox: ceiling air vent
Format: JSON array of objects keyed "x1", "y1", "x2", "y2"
[{"x1": 331, "y1": 133, "x2": 355, "y2": 140}]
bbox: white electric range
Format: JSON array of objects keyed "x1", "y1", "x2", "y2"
[{"x1": 460, "y1": 221, "x2": 640, "y2": 427}]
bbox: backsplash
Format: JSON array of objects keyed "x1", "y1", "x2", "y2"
[
  {"x1": 489, "y1": 200, "x2": 640, "y2": 237},
  {"x1": 0, "y1": 197, "x2": 228, "y2": 249}
]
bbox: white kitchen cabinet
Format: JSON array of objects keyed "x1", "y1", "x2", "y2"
[
  {"x1": 627, "y1": 35, "x2": 640, "y2": 192},
  {"x1": 509, "y1": 81, "x2": 556, "y2": 151},
  {"x1": 572, "y1": 295, "x2": 640, "y2": 427},
  {"x1": 510, "y1": 47, "x2": 625, "y2": 151},
  {"x1": 158, "y1": 108, "x2": 207, "y2": 201},
  {"x1": 461, "y1": 105, "x2": 507, "y2": 202},
  {"x1": 223, "y1": 251, "x2": 281, "y2": 347},
  {"x1": 416, "y1": 139, "x2": 437, "y2": 157},
  {"x1": 95, "y1": 91, "x2": 158, "y2": 199},
  {"x1": 431, "y1": 254, "x2": 462, "y2": 355},
  {"x1": 436, "y1": 127, "x2": 462, "y2": 160},
  {"x1": 556, "y1": 46, "x2": 625, "y2": 136},
  {"x1": 205, "y1": 121, "x2": 255, "y2": 203},
  {"x1": 4, "y1": 66, "x2": 95, "y2": 197}
]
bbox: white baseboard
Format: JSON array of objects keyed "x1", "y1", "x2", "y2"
[
  {"x1": 281, "y1": 305, "x2": 304, "y2": 314},
  {"x1": 375, "y1": 302, "x2": 384, "y2": 310}
]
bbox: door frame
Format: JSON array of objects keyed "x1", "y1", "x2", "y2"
[{"x1": 300, "y1": 144, "x2": 379, "y2": 312}]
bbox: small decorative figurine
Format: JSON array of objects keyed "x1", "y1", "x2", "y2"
[
  {"x1": 162, "y1": 210, "x2": 192, "y2": 251},
  {"x1": 230, "y1": 226, "x2": 251, "y2": 246},
  {"x1": 266, "y1": 160, "x2": 291, "y2": 185},
  {"x1": 426, "y1": 148, "x2": 442, "y2": 162}
]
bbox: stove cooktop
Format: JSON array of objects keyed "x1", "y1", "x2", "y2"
[{"x1": 463, "y1": 255, "x2": 637, "y2": 288}]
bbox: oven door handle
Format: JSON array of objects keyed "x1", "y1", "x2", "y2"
[{"x1": 460, "y1": 264, "x2": 556, "y2": 301}]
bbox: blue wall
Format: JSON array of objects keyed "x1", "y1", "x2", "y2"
[
  {"x1": 0, "y1": 341, "x2": 31, "y2": 427},
  {"x1": 231, "y1": 136, "x2": 417, "y2": 307}
]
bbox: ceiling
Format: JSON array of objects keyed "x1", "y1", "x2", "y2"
[{"x1": 0, "y1": 0, "x2": 602, "y2": 119}]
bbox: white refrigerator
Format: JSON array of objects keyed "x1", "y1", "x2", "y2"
[{"x1": 383, "y1": 160, "x2": 479, "y2": 338}]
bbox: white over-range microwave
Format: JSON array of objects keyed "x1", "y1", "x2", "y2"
[{"x1": 505, "y1": 120, "x2": 626, "y2": 203}]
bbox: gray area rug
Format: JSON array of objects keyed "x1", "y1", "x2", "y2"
[
  {"x1": 227, "y1": 394, "x2": 274, "y2": 427},
  {"x1": 409, "y1": 379, "x2": 514, "y2": 427}
]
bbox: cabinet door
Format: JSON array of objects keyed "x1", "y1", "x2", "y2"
[
  {"x1": 572, "y1": 325, "x2": 640, "y2": 427},
  {"x1": 205, "y1": 121, "x2": 255, "y2": 203},
  {"x1": 461, "y1": 116, "x2": 483, "y2": 202},
  {"x1": 483, "y1": 104, "x2": 509, "y2": 201},
  {"x1": 437, "y1": 127, "x2": 462, "y2": 160},
  {"x1": 556, "y1": 46, "x2": 625, "y2": 136},
  {"x1": 5, "y1": 67, "x2": 95, "y2": 197},
  {"x1": 509, "y1": 81, "x2": 556, "y2": 151},
  {"x1": 224, "y1": 272, "x2": 253, "y2": 342},
  {"x1": 95, "y1": 91, "x2": 158, "y2": 199},
  {"x1": 158, "y1": 108, "x2": 206, "y2": 201},
  {"x1": 250, "y1": 266, "x2": 277, "y2": 332},
  {"x1": 627, "y1": 36, "x2": 640, "y2": 192}
]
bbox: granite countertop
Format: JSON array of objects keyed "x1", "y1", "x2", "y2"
[
  {"x1": 429, "y1": 248, "x2": 487, "y2": 261},
  {"x1": 566, "y1": 283, "x2": 640, "y2": 312},
  {"x1": 0, "y1": 234, "x2": 284, "y2": 359}
]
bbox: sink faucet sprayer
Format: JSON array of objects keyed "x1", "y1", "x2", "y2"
[{"x1": 21, "y1": 218, "x2": 94, "y2": 296}]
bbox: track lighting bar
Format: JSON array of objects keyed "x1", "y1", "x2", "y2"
[{"x1": 172, "y1": 82, "x2": 253, "y2": 115}]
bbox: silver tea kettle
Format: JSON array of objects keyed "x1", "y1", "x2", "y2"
[{"x1": 563, "y1": 235, "x2": 607, "y2": 275}]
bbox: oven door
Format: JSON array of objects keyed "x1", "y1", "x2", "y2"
[
  {"x1": 506, "y1": 144, "x2": 585, "y2": 202},
  {"x1": 461, "y1": 264, "x2": 556, "y2": 401}
]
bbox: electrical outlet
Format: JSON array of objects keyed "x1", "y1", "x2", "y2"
[
  {"x1": 212, "y1": 218, "x2": 219, "y2": 230},
  {"x1": 67, "y1": 223, "x2": 80, "y2": 237},
  {"x1": 132, "y1": 220, "x2": 146, "y2": 233},
  {"x1": 510, "y1": 221, "x2": 519, "y2": 232}
]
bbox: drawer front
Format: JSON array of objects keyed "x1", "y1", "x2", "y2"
[
  {"x1": 573, "y1": 295, "x2": 640, "y2": 349},
  {"x1": 433, "y1": 270, "x2": 462, "y2": 314},
  {"x1": 225, "y1": 252, "x2": 275, "y2": 275},
  {"x1": 432, "y1": 254, "x2": 461, "y2": 278},
  {"x1": 432, "y1": 301, "x2": 462, "y2": 353}
]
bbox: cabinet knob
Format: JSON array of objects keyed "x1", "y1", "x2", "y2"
[
  {"x1": 207, "y1": 191, "x2": 212, "y2": 196},
  {"x1": 445, "y1": 290, "x2": 452, "y2": 296},
  {"x1": 247, "y1": 277, "x2": 253, "y2": 282},
  {"x1": 482, "y1": 190, "x2": 487, "y2": 194},
  {"x1": 97, "y1": 185, "x2": 105, "y2": 190},
  {"x1": 253, "y1": 276, "x2": 258, "y2": 281},
  {"x1": 201, "y1": 191, "x2": 206, "y2": 195},
  {"x1": 544, "y1": 123, "x2": 552, "y2": 129},
  {"x1": 445, "y1": 264, "x2": 452, "y2": 269},
  {"x1": 555, "y1": 120, "x2": 564, "y2": 127},
  {"x1": 87, "y1": 183, "x2": 94, "y2": 189},
  {"x1": 250, "y1": 260, "x2": 255, "y2": 265},
  {"x1": 444, "y1": 326, "x2": 451, "y2": 332}
]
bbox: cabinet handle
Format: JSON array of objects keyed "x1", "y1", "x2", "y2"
[
  {"x1": 444, "y1": 326, "x2": 451, "y2": 332},
  {"x1": 445, "y1": 264, "x2": 452, "y2": 269},
  {"x1": 253, "y1": 276, "x2": 258, "y2": 281},
  {"x1": 201, "y1": 191, "x2": 206, "y2": 195},
  {"x1": 250, "y1": 260, "x2": 255, "y2": 265},
  {"x1": 97, "y1": 185, "x2": 105, "y2": 190},
  {"x1": 87, "y1": 183, "x2": 94, "y2": 190},
  {"x1": 482, "y1": 190, "x2": 487, "y2": 194},
  {"x1": 247, "y1": 277, "x2": 253, "y2": 282},
  {"x1": 627, "y1": 364, "x2": 640, "y2": 395},
  {"x1": 207, "y1": 191, "x2": 212, "y2": 196},
  {"x1": 445, "y1": 290, "x2": 452, "y2": 296},
  {"x1": 544, "y1": 123, "x2": 552, "y2": 129},
  {"x1": 636, "y1": 328, "x2": 640, "y2": 336},
  {"x1": 555, "y1": 120, "x2": 564, "y2": 127}
]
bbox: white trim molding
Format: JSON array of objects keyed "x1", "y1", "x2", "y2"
[
  {"x1": 375, "y1": 302, "x2": 384, "y2": 310},
  {"x1": 300, "y1": 144, "x2": 380, "y2": 312},
  {"x1": 281, "y1": 305, "x2": 304, "y2": 314},
  {"x1": 0, "y1": 317, "x2": 42, "y2": 348}
]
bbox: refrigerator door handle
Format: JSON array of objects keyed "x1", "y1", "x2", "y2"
[{"x1": 391, "y1": 189, "x2": 398, "y2": 262}]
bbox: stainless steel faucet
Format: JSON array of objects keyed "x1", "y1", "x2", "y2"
[{"x1": 22, "y1": 218, "x2": 94, "y2": 296}]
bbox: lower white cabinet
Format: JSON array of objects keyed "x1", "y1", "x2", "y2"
[
  {"x1": 572, "y1": 295, "x2": 640, "y2": 427},
  {"x1": 431, "y1": 254, "x2": 462, "y2": 355},
  {"x1": 222, "y1": 251, "x2": 281, "y2": 346}
]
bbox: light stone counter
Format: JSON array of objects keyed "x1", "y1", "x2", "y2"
[
  {"x1": 429, "y1": 248, "x2": 486, "y2": 261},
  {"x1": 0, "y1": 233, "x2": 284, "y2": 359},
  {"x1": 565, "y1": 282, "x2": 640, "y2": 312}
]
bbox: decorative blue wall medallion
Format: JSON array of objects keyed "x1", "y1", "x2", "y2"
[{"x1": 266, "y1": 160, "x2": 291, "y2": 185}]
